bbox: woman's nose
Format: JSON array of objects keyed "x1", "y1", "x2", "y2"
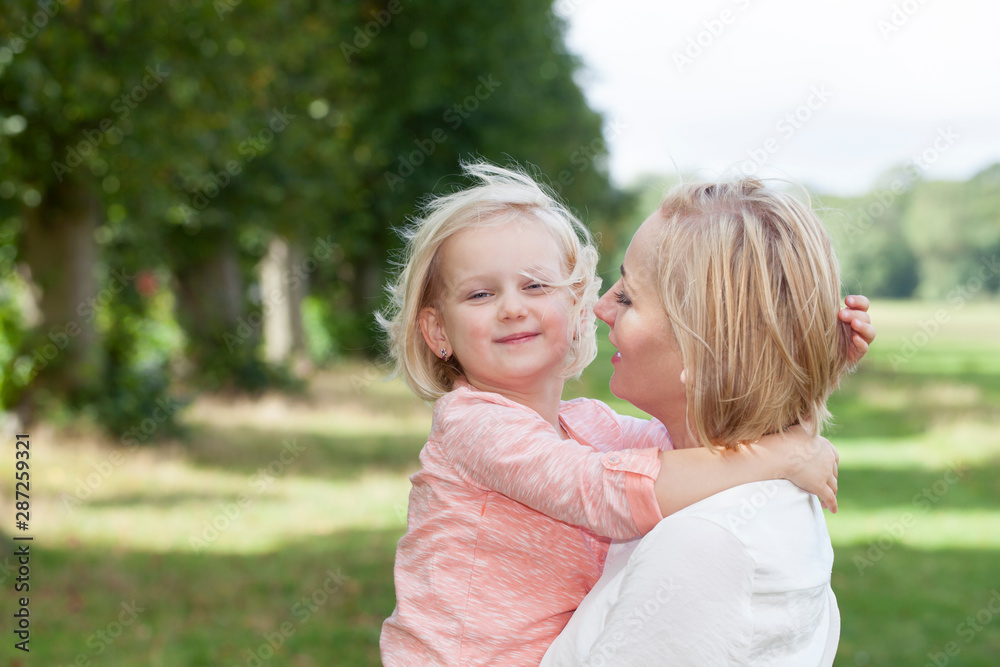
[{"x1": 594, "y1": 289, "x2": 615, "y2": 326}]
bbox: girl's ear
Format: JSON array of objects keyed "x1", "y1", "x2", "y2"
[
  {"x1": 419, "y1": 306, "x2": 448, "y2": 356},
  {"x1": 680, "y1": 369, "x2": 687, "y2": 386}
]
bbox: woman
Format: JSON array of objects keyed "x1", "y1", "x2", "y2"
[{"x1": 542, "y1": 179, "x2": 870, "y2": 665}]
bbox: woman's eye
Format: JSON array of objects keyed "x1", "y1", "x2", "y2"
[{"x1": 614, "y1": 289, "x2": 632, "y2": 306}]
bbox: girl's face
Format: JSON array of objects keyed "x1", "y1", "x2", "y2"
[
  {"x1": 420, "y1": 219, "x2": 575, "y2": 398},
  {"x1": 594, "y1": 211, "x2": 687, "y2": 426}
]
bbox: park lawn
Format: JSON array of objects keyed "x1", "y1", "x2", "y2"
[{"x1": 1, "y1": 300, "x2": 999, "y2": 666}]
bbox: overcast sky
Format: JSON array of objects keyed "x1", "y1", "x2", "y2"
[{"x1": 560, "y1": 0, "x2": 1000, "y2": 195}]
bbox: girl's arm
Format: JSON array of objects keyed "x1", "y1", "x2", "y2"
[
  {"x1": 655, "y1": 428, "x2": 839, "y2": 516},
  {"x1": 439, "y1": 395, "x2": 663, "y2": 540}
]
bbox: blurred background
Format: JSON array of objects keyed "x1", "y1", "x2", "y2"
[{"x1": 0, "y1": 1, "x2": 997, "y2": 665}]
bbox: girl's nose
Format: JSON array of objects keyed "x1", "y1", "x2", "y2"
[{"x1": 498, "y1": 291, "x2": 529, "y2": 320}]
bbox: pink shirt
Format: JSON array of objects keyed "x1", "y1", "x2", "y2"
[{"x1": 380, "y1": 380, "x2": 672, "y2": 666}]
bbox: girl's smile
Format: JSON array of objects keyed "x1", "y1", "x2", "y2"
[{"x1": 495, "y1": 331, "x2": 541, "y2": 344}]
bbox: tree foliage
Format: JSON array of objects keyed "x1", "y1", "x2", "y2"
[
  {"x1": 0, "y1": 1, "x2": 619, "y2": 431},
  {"x1": 821, "y1": 164, "x2": 1000, "y2": 300}
]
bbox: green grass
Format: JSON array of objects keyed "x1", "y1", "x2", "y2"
[{"x1": 1, "y1": 300, "x2": 999, "y2": 665}]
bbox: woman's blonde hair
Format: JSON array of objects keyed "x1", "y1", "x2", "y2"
[
  {"x1": 652, "y1": 179, "x2": 853, "y2": 450},
  {"x1": 377, "y1": 161, "x2": 600, "y2": 402}
]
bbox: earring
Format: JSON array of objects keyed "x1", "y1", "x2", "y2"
[{"x1": 440, "y1": 348, "x2": 450, "y2": 362}]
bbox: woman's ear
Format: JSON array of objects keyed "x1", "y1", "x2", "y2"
[{"x1": 419, "y1": 306, "x2": 448, "y2": 357}]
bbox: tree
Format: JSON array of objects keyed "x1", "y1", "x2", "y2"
[{"x1": 1, "y1": 1, "x2": 620, "y2": 429}]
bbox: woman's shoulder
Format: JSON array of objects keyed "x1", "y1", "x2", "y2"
[
  {"x1": 647, "y1": 481, "x2": 833, "y2": 588},
  {"x1": 663, "y1": 480, "x2": 821, "y2": 536}
]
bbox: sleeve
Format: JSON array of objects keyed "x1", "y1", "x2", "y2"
[
  {"x1": 547, "y1": 517, "x2": 755, "y2": 666},
  {"x1": 435, "y1": 395, "x2": 663, "y2": 539},
  {"x1": 609, "y1": 412, "x2": 673, "y2": 452}
]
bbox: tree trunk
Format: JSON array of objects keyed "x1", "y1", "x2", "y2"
[
  {"x1": 287, "y1": 239, "x2": 307, "y2": 359},
  {"x1": 19, "y1": 177, "x2": 103, "y2": 403},
  {"x1": 261, "y1": 235, "x2": 308, "y2": 367},
  {"x1": 351, "y1": 256, "x2": 383, "y2": 354},
  {"x1": 173, "y1": 236, "x2": 244, "y2": 373},
  {"x1": 262, "y1": 236, "x2": 292, "y2": 364}
]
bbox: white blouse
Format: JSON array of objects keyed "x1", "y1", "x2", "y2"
[{"x1": 541, "y1": 480, "x2": 840, "y2": 666}]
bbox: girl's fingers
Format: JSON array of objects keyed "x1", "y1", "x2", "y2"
[
  {"x1": 840, "y1": 308, "x2": 871, "y2": 324},
  {"x1": 852, "y1": 321, "x2": 876, "y2": 343},
  {"x1": 825, "y1": 488, "x2": 837, "y2": 513},
  {"x1": 852, "y1": 336, "x2": 869, "y2": 355},
  {"x1": 845, "y1": 295, "x2": 870, "y2": 311}
]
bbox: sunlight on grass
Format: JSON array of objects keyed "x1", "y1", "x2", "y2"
[
  {"x1": 183, "y1": 388, "x2": 432, "y2": 439},
  {"x1": 7, "y1": 427, "x2": 414, "y2": 555},
  {"x1": 829, "y1": 509, "x2": 1000, "y2": 550},
  {"x1": 1, "y1": 300, "x2": 997, "y2": 666},
  {"x1": 836, "y1": 421, "x2": 1000, "y2": 470}
]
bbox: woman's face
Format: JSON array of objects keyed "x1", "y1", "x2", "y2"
[{"x1": 594, "y1": 211, "x2": 688, "y2": 432}]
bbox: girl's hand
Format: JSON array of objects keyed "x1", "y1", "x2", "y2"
[
  {"x1": 758, "y1": 425, "x2": 839, "y2": 512},
  {"x1": 840, "y1": 294, "x2": 875, "y2": 364}
]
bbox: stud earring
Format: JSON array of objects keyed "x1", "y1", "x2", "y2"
[{"x1": 440, "y1": 348, "x2": 450, "y2": 362}]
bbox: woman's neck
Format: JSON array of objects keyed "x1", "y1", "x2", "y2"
[{"x1": 654, "y1": 404, "x2": 696, "y2": 450}]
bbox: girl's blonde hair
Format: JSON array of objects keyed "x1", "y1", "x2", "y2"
[
  {"x1": 652, "y1": 179, "x2": 853, "y2": 450},
  {"x1": 377, "y1": 161, "x2": 600, "y2": 402}
]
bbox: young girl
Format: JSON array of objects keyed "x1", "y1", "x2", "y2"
[{"x1": 377, "y1": 162, "x2": 869, "y2": 666}]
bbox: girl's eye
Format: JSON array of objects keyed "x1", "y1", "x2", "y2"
[
  {"x1": 470, "y1": 291, "x2": 491, "y2": 300},
  {"x1": 614, "y1": 289, "x2": 632, "y2": 307},
  {"x1": 526, "y1": 282, "x2": 546, "y2": 291}
]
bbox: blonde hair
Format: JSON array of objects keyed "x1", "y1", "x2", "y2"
[
  {"x1": 652, "y1": 179, "x2": 852, "y2": 450},
  {"x1": 377, "y1": 161, "x2": 600, "y2": 402}
]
